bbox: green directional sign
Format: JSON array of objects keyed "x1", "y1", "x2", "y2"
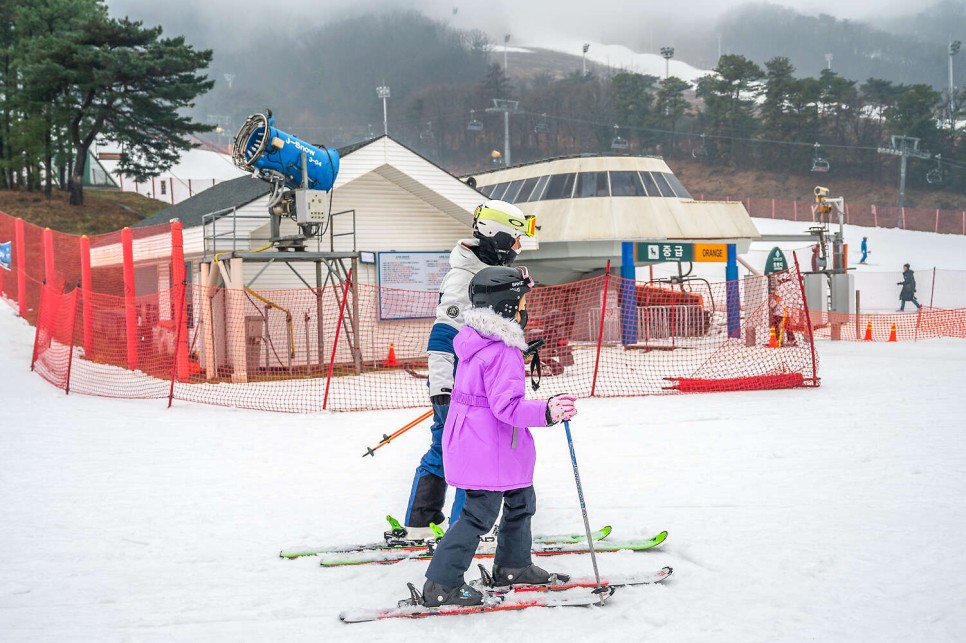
[
  {"x1": 636, "y1": 242, "x2": 693, "y2": 263},
  {"x1": 764, "y1": 247, "x2": 789, "y2": 274}
]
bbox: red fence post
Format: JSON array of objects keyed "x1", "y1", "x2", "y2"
[
  {"x1": 935, "y1": 209, "x2": 939, "y2": 233},
  {"x1": 590, "y1": 264, "x2": 611, "y2": 398},
  {"x1": 121, "y1": 227, "x2": 138, "y2": 370},
  {"x1": 15, "y1": 218, "x2": 26, "y2": 318},
  {"x1": 170, "y1": 220, "x2": 189, "y2": 382},
  {"x1": 43, "y1": 227, "x2": 55, "y2": 288},
  {"x1": 791, "y1": 252, "x2": 818, "y2": 385},
  {"x1": 872, "y1": 205, "x2": 878, "y2": 227},
  {"x1": 322, "y1": 269, "x2": 353, "y2": 411},
  {"x1": 79, "y1": 235, "x2": 93, "y2": 356}
]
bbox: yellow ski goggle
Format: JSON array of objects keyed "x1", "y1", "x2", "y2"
[{"x1": 474, "y1": 205, "x2": 537, "y2": 237}]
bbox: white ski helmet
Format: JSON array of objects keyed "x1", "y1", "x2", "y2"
[{"x1": 473, "y1": 199, "x2": 536, "y2": 241}]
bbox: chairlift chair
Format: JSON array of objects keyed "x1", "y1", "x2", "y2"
[
  {"x1": 691, "y1": 133, "x2": 707, "y2": 159},
  {"x1": 611, "y1": 124, "x2": 628, "y2": 151},
  {"x1": 419, "y1": 121, "x2": 434, "y2": 141},
  {"x1": 810, "y1": 142, "x2": 830, "y2": 173},
  {"x1": 926, "y1": 154, "x2": 943, "y2": 185},
  {"x1": 534, "y1": 113, "x2": 550, "y2": 135},
  {"x1": 467, "y1": 110, "x2": 484, "y2": 132}
]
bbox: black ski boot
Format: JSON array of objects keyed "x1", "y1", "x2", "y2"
[
  {"x1": 421, "y1": 579, "x2": 484, "y2": 607},
  {"x1": 492, "y1": 563, "x2": 570, "y2": 587}
]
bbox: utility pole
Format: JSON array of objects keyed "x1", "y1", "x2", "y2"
[
  {"x1": 950, "y1": 40, "x2": 961, "y2": 127},
  {"x1": 486, "y1": 99, "x2": 519, "y2": 167},
  {"x1": 504, "y1": 34, "x2": 511, "y2": 77},
  {"x1": 582, "y1": 43, "x2": 590, "y2": 76}
]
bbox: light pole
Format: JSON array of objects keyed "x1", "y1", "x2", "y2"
[
  {"x1": 504, "y1": 34, "x2": 511, "y2": 77},
  {"x1": 376, "y1": 85, "x2": 390, "y2": 136},
  {"x1": 824, "y1": 53, "x2": 833, "y2": 71},
  {"x1": 660, "y1": 47, "x2": 674, "y2": 80},
  {"x1": 582, "y1": 43, "x2": 590, "y2": 76},
  {"x1": 486, "y1": 98, "x2": 519, "y2": 167},
  {"x1": 949, "y1": 39, "x2": 961, "y2": 126},
  {"x1": 223, "y1": 73, "x2": 235, "y2": 89}
]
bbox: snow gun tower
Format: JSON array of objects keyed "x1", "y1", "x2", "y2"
[
  {"x1": 197, "y1": 110, "x2": 361, "y2": 384},
  {"x1": 805, "y1": 186, "x2": 854, "y2": 339}
]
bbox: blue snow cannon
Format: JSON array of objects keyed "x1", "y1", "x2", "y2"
[{"x1": 232, "y1": 111, "x2": 339, "y2": 191}]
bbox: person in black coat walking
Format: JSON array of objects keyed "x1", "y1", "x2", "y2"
[{"x1": 897, "y1": 263, "x2": 921, "y2": 312}]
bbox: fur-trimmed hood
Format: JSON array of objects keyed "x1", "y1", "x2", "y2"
[{"x1": 459, "y1": 307, "x2": 528, "y2": 353}]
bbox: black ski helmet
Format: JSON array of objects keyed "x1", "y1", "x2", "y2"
[{"x1": 468, "y1": 266, "x2": 533, "y2": 319}]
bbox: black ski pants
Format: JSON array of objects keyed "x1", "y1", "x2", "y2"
[{"x1": 424, "y1": 486, "x2": 536, "y2": 588}]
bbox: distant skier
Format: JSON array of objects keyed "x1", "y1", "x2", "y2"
[
  {"x1": 419, "y1": 266, "x2": 578, "y2": 607},
  {"x1": 897, "y1": 263, "x2": 921, "y2": 312},
  {"x1": 404, "y1": 199, "x2": 536, "y2": 539},
  {"x1": 859, "y1": 237, "x2": 869, "y2": 264}
]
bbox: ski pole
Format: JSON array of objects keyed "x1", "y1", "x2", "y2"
[
  {"x1": 562, "y1": 419, "x2": 604, "y2": 601},
  {"x1": 362, "y1": 409, "x2": 433, "y2": 457}
]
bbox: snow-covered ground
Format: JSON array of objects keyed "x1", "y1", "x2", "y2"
[{"x1": 2, "y1": 222, "x2": 966, "y2": 642}]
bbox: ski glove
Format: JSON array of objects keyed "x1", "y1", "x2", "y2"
[
  {"x1": 430, "y1": 394, "x2": 451, "y2": 407},
  {"x1": 546, "y1": 394, "x2": 577, "y2": 425}
]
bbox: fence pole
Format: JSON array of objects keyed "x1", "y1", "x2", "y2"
[
  {"x1": 791, "y1": 252, "x2": 818, "y2": 385},
  {"x1": 930, "y1": 266, "x2": 937, "y2": 308},
  {"x1": 15, "y1": 218, "x2": 26, "y2": 318},
  {"x1": 43, "y1": 228, "x2": 55, "y2": 288},
  {"x1": 79, "y1": 235, "x2": 93, "y2": 357},
  {"x1": 872, "y1": 205, "x2": 878, "y2": 227},
  {"x1": 170, "y1": 220, "x2": 189, "y2": 381},
  {"x1": 168, "y1": 277, "x2": 188, "y2": 408},
  {"x1": 65, "y1": 289, "x2": 79, "y2": 395},
  {"x1": 590, "y1": 263, "x2": 611, "y2": 398},
  {"x1": 121, "y1": 227, "x2": 138, "y2": 370},
  {"x1": 322, "y1": 269, "x2": 353, "y2": 411},
  {"x1": 935, "y1": 209, "x2": 940, "y2": 233}
]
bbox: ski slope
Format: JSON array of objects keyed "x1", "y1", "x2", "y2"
[{"x1": 1, "y1": 223, "x2": 966, "y2": 642}]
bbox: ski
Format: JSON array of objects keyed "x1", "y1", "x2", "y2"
[
  {"x1": 318, "y1": 531, "x2": 668, "y2": 567},
  {"x1": 280, "y1": 522, "x2": 613, "y2": 560},
  {"x1": 474, "y1": 564, "x2": 673, "y2": 593},
  {"x1": 339, "y1": 584, "x2": 616, "y2": 623}
]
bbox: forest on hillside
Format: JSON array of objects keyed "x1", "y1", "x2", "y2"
[{"x1": 3, "y1": 3, "x2": 965, "y2": 203}]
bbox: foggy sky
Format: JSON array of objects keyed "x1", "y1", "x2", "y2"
[{"x1": 105, "y1": 0, "x2": 920, "y2": 56}]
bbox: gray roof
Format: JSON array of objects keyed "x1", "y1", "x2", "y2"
[{"x1": 134, "y1": 175, "x2": 272, "y2": 228}]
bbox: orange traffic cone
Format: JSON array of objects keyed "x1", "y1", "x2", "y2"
[
  {"x1": 888, "y1": 323, "x2": 897, "y2": 342},
  {"x1": 768, "y1": 327, "x2": 778, "y2": 348},
  {"x1": 383, "y1": 342, "x2": 399, "y2": 367},
  {"x1": 863, "y1": 321, "x2": 873, "y2": 341}
]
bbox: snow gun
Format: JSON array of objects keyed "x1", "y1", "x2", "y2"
[{"x1": 231, "y1": 110, "x2": 340, "y2": 249}]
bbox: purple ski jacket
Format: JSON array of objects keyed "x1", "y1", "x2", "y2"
[{"x1": 442, "y1": 307, "x2": 550, "y2": 492}]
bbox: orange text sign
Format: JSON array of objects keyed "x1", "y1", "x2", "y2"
[{"x1": 692, "y1": 243, "x2": 728, "y2": 262}]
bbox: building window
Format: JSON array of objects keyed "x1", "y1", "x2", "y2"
[
  {"x1": 527, "y1": 175, "x2": 550, "y2": 202},
  {"x1": 638, "y1": 171, "x2": 659, "y2": 197},
  {"x1": 514, "y1": 176, "x2": 540, "y2": 203},
  {"x1": 574, "y1": 172, "x2": 609, "y2": 198},
  {"x1": 479, "y1": 184, "x2": 496, "y2": 197},
  {"x1": 663, "y1": 173, "x2": 692, "y2": 198},
  {"x1": 543, "y1": 173, "x2": 576, "y2": 200},
  {"x1": 502, "y1": 179, "x2": 526, "y2": 203},
  {"x1": 651, "y1": 172, "x2": 677, "y2": 197},
  {"x1": 489, "y1": 182, "x2": 511, "y2": 200},
  {"x1": 609, "y1": 171, "x2": 646, "y2": 196}
]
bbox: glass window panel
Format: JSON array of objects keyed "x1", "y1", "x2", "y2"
[
  {"x1": 502, "y1": 179, "x2": 526, "y2": 204},
  {"x1": 574, "y1": 172, "x2": 610, "y2": 198},
  {"x1": 514, "y1": 176, "x2": 540, "y2": 203},
  {"x1": 489, "y1": 182, "x2": 510, "y2": 200},
  {"x1": 609, "y1": 171, "x2": 646, "y2": 196},
  {"x1": 651, "y1": 172, "x2": 675, "y2": 197},
  {"x1": 528, "y1": 175, "x2": 550, "y2": 202},
  {"x1": 479, "y1": 184, "x2": 496, "y2": 197},
  {"x1": 544, "y1": 173, "x2": 576, "y2": 200},
  {"x1": 663, "y1": 173, "x2": 692, "y2": 198},
  {"x1": 638, "y1": 171, "x2": 659, "y2": 196}
]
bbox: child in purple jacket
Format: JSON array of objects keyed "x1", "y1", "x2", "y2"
[{"x1": 420, "y1": 266, "x2": 578, "y2": 607}]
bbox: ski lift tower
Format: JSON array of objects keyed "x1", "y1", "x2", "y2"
[
  {"x1": 877, "y1": 135, "x2": 930, "y2": 212},
  {"x1": 486, "y1": 99, "x2": 519, "y2": 167}
]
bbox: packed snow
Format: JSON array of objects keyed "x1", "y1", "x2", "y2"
[{"x1": 1, "y1": 222, "x2": 965, "y2": 642}]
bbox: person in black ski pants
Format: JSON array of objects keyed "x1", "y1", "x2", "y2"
[
  {"x1": 403, "y1": 199, "x2": 536, "y2": 540},
  {"x1": 897, "y1": 263, "x2": 921, "y2": 312}
]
